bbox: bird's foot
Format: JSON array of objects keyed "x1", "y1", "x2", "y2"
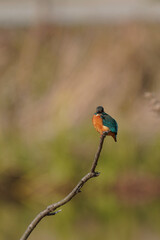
[{"x1": 102, "y1": 130, "x2": 111, "y2": 137}]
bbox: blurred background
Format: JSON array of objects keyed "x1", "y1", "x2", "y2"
[{"x1": 0, "y1": 0, "x2": 160, "y2": 240}]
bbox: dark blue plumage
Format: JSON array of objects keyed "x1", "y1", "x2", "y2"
[{"x1": 101, "y1": 112, "x2": 118, "y2": 134}]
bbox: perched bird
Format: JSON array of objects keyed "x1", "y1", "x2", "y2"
[{"x1": 92, "y1": 106, "x2": 118, "y2": 142}]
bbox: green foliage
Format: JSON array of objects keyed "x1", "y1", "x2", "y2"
[{"x1": 0, "y1": 127, "x2": 160, "y2": 240}]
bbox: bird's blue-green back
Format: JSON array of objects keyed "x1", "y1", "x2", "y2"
[{"x1": 101, "y1": 112, "x2": 118, "y2": 134}]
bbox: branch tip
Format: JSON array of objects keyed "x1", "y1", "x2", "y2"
[
  {"x1": 94, "y1": 171, "x2": 100, "y2": 177},
  {"x1": 47, "y1": 209, "x2": 62, "y2": 216}
]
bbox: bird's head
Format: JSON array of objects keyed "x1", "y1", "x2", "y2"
[{"x1": 96, "y1": 106, "x2": 104, "y2": 114}]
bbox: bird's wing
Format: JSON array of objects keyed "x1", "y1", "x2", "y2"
[{"x1": 101, "y1": 113, "x2": 118, "y2": 133}]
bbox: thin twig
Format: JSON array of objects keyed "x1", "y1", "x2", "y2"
[
  {"x1": 91, "y1": 134, "x2": 105, "y2": 172},
  {"x1": 20, "y1": 134, "x2": 106, "y2": 240}
]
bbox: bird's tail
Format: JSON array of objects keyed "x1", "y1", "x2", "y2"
[
  {"x1": 113, "y1": 134, "x2": 117, "y2": 142},
  {"x1": 109, "y1": 132, "x2": 117, "y2": 142}
]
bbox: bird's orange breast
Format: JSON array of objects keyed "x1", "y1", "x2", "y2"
[{"x1": 92, "y1": 114, "x2": 109, "y2": 134}]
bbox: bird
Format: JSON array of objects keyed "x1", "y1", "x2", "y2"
[{"x1": 92, "y1": 106, "x2": 118, "y2": 142}]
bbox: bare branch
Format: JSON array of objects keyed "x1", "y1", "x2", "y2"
[
  {"x1": 91, "y1": 134, "x2": 105, "y2": 172},
  {"x1": 20, "y1": 134, "x2": 106, "y2": 240}
]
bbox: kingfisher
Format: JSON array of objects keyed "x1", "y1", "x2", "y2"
[{"x1": 92, "y1": 106, "x2": 118, "y2": 142}]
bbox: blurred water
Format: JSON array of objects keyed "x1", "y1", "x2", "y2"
[{"x1": 1, "y1": 2, "x2": 160, "y2": 26}]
